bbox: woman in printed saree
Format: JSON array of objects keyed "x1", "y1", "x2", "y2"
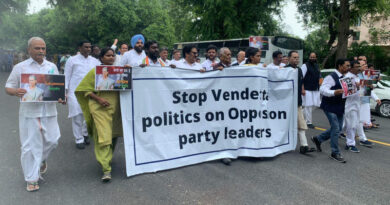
[{"x1": 75, "y1": 47, "x2": 125, "y2": 182}]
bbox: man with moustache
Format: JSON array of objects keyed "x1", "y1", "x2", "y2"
[
  {"x1": 170, "y1": 49, "x2": 182, "y2": 66},
  {"x1": 177, "y1": 45, "x2": 204, "y2": 72},
  {"x1": 5, "y1": 37, "x2": 64, "y2": 191},
  {"x1": 302, "y1": 52, "x2": 322, "y2": 129},
  {"x1": 201, "y1": 44, "x2": 219, "y2": 71},
  {"x1": 158, "y1": 47, "x2": 171, "y2": 67},
  {"x1": 312, "y1": 59, "x2": 350, "y2": 163},
  {"x1": 140, "y1": 41, "x2": 176, "y2": 68},
  {"x1": 120, "y1": 34, "x2": 146, "y2": 67},
  {"x1": 65, "y1": 40, "x2": 100, "y2": 149}
]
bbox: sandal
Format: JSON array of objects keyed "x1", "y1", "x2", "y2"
[
  {"x1": 40, "y1": 161, "x2": 47, "y2": 174},
  {"x1": 26, "y1": 181, "x2": 39, "y2": 192},
  {"x1": 101, "y1": 172, "x2": 111, "y2": 183}
]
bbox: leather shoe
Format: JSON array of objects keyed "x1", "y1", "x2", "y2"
[{"x1": 84, "y1": 136, "x2": 90, "y2": 145}]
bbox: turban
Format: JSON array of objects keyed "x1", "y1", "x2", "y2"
[{"x1": 130, "y1": 34, "x2": 145, "y2": 48}]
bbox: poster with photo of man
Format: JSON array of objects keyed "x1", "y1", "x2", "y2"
[
  {"x1": 20, "y1": 73, "x2": 65, "y2": 102},
  {"x1": 95, "y1": 65, "x2": 132, "y2": 91}
]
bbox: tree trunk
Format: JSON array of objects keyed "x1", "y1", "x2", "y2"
[{"x1": 335, "y1": 0, "x2": 350, "y2": 60}]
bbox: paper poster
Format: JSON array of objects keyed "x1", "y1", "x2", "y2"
[
  {"x1": 20, "y1": 73, "x2": 65, "y2": 102},
  {"x1": 95, "y1": 65, "x2": 132, "y2": 91},
  {"x1": 339, "y1": 77, "x2": 357, "y2": 98}
]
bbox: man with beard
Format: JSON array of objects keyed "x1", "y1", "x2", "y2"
[
  {"x1": 302, "y1": 52, "x2": 322, "y2": 128},
  {"x1": 201, "y1": 44, "x2": 219, "y2": 71},
  {"x1": 140, "y1": 41, "x2": 175, "y2": 68},
  {"x1": 266, "y1": 51, "x2": 284, "y2": 69},
  {"x1": 65, "y1": 40, "x2": 100, "y2": 149},
  {"x1": 285, "y1": 51, "x2": 316, "y2": 154},
  {"x1": 120, "y1": 34, "x2": 146, "y2": 67}
]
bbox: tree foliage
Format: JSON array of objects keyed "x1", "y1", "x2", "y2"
[
  {"x1": 170, "y1": 0, "x2": 284, "y2": 41},
  {"x1": 0, "y1": 0, "x2": 176, "y2": 54},
  {"x1": 349, "y1": 41, "x2": 390, "y2": 72},
  {"x1": 296, "y1": 0, "x2": 390, "y2": 65},
  {"x1": 0, "y1": 0, "x2": 288, "y2": 54}
]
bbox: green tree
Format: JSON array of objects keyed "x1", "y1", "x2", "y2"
[
  {"x1": 295, "y1": 0, "x2": 390, "y2": 65},
  {"x1": 171, "y1": 0, "x2": 284, "y2": 41},
  {"x1": 0, "y1": 0, "x2": 28, "y2": 15}
]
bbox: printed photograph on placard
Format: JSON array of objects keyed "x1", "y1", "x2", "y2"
[
  {"x1": 20, "y1": 73, "x2": 65, "y2": 102},
  {"x1": 249, "y1": 36, "x2": 269, "y2": 50},
  {"x1": 95, "y1": 65, "x2": 132, "y2": 91},
  {"x1": 339, "y1": 77, "x2": 357, "y2": 98}
]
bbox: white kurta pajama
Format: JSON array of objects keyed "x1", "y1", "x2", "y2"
[
  {"x1": 343, "y1": 72, "x2": 368, "y2": 146},
  {"x1": 6, "y1": 58, "x2": 60, "y2": 182},
  {"x1": 301, "y1": 63, "x2": 321, "y2": 125},
  {"x1": 65, "y1": 54, "x2": 100, "y2": 143},
  {"x1": 119, "y1": 49, "x2": 146, "y2": 67},
  {"x1": 201, "y1": 59, "x2": 219, "y2": 71}
]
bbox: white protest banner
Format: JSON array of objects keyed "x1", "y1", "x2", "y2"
[{"x1": 120, "y1": 66, "x2": 298, "y2": 177}]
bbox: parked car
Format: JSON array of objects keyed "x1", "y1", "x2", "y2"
[{"x1": 320, "y1": 69, "x2": 390, "y2": 118}]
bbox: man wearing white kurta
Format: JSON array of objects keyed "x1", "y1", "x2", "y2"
[
  {"x1": 5, "y1": 37, "x2": 61, "y2": 191},
  {"x1": 177, "y1": 45, "x2": 204, "y2": 71},
  {"x1": 111, "y1": 38, "x2": 128, "y2": 66},
  {"x1": 266, "y1": 51, "x2": 285, "y2": 69},
  {"x1": 302, "y1": 52, "x2": 322, "y2": 128},
  {"x1": 170, "y1": 49, "x2": 182, "y2": 66},
  {"x1": 65, "y1": 41, "x2": 100, "y2": 149},
  {"x1": 120, "y1": 34, "x2": 146, "y2": 67},
  {"x1": 343, "y1": 61, "x2": 368, "y2": 153},
  {"x1": 201, "y1": 45, "x2": 219, "y2": 71},
  {"x1": 358, "y1": 60, "x2": 381, "y2": 128}
]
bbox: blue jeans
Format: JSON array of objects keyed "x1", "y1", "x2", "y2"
[{"x1": 317, "y1": 111, "x2": 344, "y2": 154}]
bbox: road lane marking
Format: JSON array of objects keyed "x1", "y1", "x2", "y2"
[{"x1": 313, "y1": 127, "x2": 390, "y2": 147}]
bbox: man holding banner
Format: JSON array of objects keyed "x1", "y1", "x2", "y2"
[
  {"x1": 177, "y1": 45, "x2": 205, "y2": 71},
  {"x1": 285, "y1": 51, "x2": 315, "y2": 154}
]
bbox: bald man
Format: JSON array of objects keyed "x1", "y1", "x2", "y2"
[{"x1": 5, "y1": 37, "x2": 63, "y2": 192}]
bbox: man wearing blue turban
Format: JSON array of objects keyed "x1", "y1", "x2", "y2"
[{"x1": 120, "y1": 34, "x2": 146, "y2": 67}]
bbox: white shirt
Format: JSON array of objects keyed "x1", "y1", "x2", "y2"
[
  {"x1": 170, "y1": 59, "x2": 183, "y2": 66},
  {"x1": 344, "y1": 72, "x2": 361, "y2": 112},
  {"x1": 201, "y1": 59, "x2": 219, "y2": 71},
  {"x1": 120, "y1": 49, "x2": 146, "y2": 67},
  {"x1": 158, "y1": 58, "x2": 171, "y2": 67},
  {"x1": 110, "y1": 44, "x2": 123, "y2": 66},
  {"x1": 266, "y1": 62, "x2": 284, "y2": 69},
  {"x1": 177, "y1": 60, "x2": 203, "y2": 71},
  {"x1": 232, "y1": 58, "x2": 247, "y2": 66},
  {"x1": 320, "y1": 70, "x2": 343, "y2": 97},
  {"x1": 64, "y1": 54, "x2": 100, "y2": 117},
  {"x1": 5, "y1": 58, "x2": 59, "y2": 118}
]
